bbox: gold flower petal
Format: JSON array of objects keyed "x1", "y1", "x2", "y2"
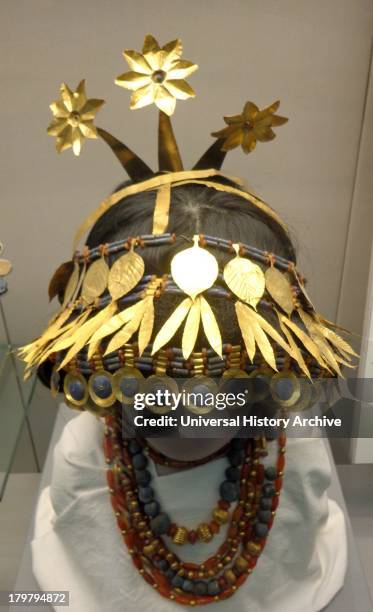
[
  {"x1": 144, "y1": 49, "x2": 163, "y2": 71},
  {"x1": 167, "y1": 59, "x2": 198, "y2": 80},
  {"x1": 242, "y1": 131, "x2": 257, "y2": 153},
  {"x1": 164, "y1": 79, "x2": 195, "y2": 100},
  {"x1": 221, "y1": 128, "x2": 244, "y2": 151},
  {"x1": 271, "y1": 115, "x2": 289, "y2": 126},
  {"x1": 154, "y1": 86, "x2": 176, "y2": 116},
  {"x1": 142, "y1": 34, "x2": 161, "y2": 55},
  {"x1": 130, "y1": 84, "x2": 155, "y2": 110},
  {"x1": 49, "y1": 101, "x2": 69, "y2": 118},
  {"x1": 55, "y1": 125, "x2": 73, "y2": 153},
  {"x1": 255, "y1": 100, "x2": 280, "y2": 119},
  {"x1": 60, "y1": 83, "x2": 74, "y2": 112},
  {"x1": 73, "y1": 79, "x2": 87, "y2": 111},
  {"x1": 47, "y1": 118, "x2": 68, "y2": 136},
  {"x1": 224, "y1": 113, "x2": 246, "y2": 125},
  {"x1": 255, "y1": 127, "x2": 276, "y2": 142},
  {"x1": 115, "y1": 71, "x2": 151, "y2": 91},
  {"x1": 72, "y1": 128, "x2": 83, "y2": 156},
  {"x1": 80, "y1": 98, "x2": 105, "y2": 119},
  {"x1": 243, "y1": 101, "x2": 259, "y2": 118},
  {"x1": 122, "y1": 49, "x2": 152, "y2": 74},
  {"x1": 79, "y1": 120, "x2": 98, "y2": 139}
]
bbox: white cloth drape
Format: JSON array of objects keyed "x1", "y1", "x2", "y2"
[{"x1": 31, "y1": 411, "x2": 347, "y2": 611}]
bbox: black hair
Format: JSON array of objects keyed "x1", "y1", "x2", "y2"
[{"x1": 86, "y1": 180, "x2": 296, "y2": 348}]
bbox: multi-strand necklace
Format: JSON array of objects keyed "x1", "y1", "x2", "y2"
[{"x1": 104, "y1": 414, "x2": 286, "y2": 606}]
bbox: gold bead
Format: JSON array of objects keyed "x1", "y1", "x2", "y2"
[
  {"x1": 212, "y1": 508, "x2": 229, "y2": 524},
  {"x1": 197, "y1": 523, "x2": 212, "y2": 542},
  {"x1": 188, "y1": 571, "x2": 194, "y2": 579},
  {"x1": 224, "y1": 556, "x2": 232, "y2": 565},
  {"x1": 246, "y1": 541, "x2": 262, "y2": 556},
  {"x1": 235, "y1": 555, "x2": 249, "y2": 572},
  {"x1": 170, "y1": 561, "x2": 179, "y2": 570},
  {"x1": 224, "y1": 569, "x2": 237, "y2": 585},
  {"x1": 173, "y1": 526, "x2": 188, "y2": 546},
  {"x1": 166, "y1": 552, "x2": 174, "y2": 563}
]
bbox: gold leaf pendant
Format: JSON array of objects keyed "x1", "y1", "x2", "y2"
[
  {"x1": 105, "y1": 300, "x2": 147, "y2": 355},
  {"x1": 265, "y1": 266, "x2": 294, "y2": 316},
  {"x1": 81, "y1": 256, "x2": 109, "y2": 305},
  {"x1": 108, "y1": 245, "x2": 145, "y2": 301},
  {"x1": 224, "y1": 244, "x2": 265, "y2": 309},
  {"x1": 200, "y1": 296, "x2": 222, "y2": 358},
  {"x1": 182, "y1": 297, "x2": 201, "y2": 359},
  {"x1": 171, "y1": 236, "x2": 218, "y2": 300},
  {"x1": 152, "y1": 297, "x2": 193, "y2": 355},
  {"x1": 62, "y1": 261, "x2": 80, "y2": 307}
]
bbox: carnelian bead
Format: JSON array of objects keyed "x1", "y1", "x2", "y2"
[
  {"x1": 218, "y1": 577, "x2": 227, "y2": 590},
  {"x1": 236, "y1": 574, "x2": 248, "y2": 586},
  {"x1": 228, "y1": 525, "x2": 238, "y2": 538},
  {"x1": 279, "y1": 433, "x2": 286, "y2": 447},
  {"x1": 143, "y1": 573, "x2": 155, "y2": 586},
  {"x1": 125, "y1": 533, "x2": 136, "y2": 548},
  {"x1": 103, "y1": 438, "x2": 113, "y2": 461},
  {"x1": 219, "y1": 587, "x2": 235, "y2": 600},
  {"x1": 277, "y1": 454, "x2": 285, "y2": 471},
  {"x1": 218, "y1": 500, "x2": 230, "y2": 510},
  {"x1": 106, "y1": 470, "x2": 115, "y2": 490},
  {"x1": 210, "y1": 521, "x2": 220, "y2": 534},
  {"x1": 272, "y1": 497, "x2": 280, "y2": 511},
  {"x1": 188, "y1": 530, "x2": 197, "y2": 544},
  {"x1": 132, "y1": 555, "x2": 143, "y2": 570},
  {"x1": 168, "y1": 523, "x2": 178, "y2": 537},
  {"x1": 256, "y1": 464, "x2": 265, "y2": 484},
  {"x1": 184, "y1": 562, "x2": 199, "y2": 570},
  {"x1": 233, "y1": 505, "x2": 243, "y2": 521},
  {"x1": 275, "y1": 478, "x2": 283, "y2": 492},
  {"x1": 175, "y1": 594, "x2": 193, "y2": 605},
  {"x1": 196, "y1": 596, "x2": 214, "y2": 605},
  {"x1": 204, "y1": 556, "x2": 218, "y2": 570},
  {"x1": 153, "y1": 570, "x2": 170, "y2": 590},
  {"x1": 159, "y1": 585, "x2": 171, "y2": 597},
  {"x1": 242, "y1": 464, "x2": 250, "y2": 478}
]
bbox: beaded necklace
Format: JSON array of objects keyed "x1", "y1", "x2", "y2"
[{"x1": 104, "y1": 414, "x2": 286, "y2": 605}]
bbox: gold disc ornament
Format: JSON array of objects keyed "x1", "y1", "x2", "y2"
[
  {"x1": 171, "y1": 235, "x2": 218, "y2": 300},
  {"x1": 224, "y1": 244, "x2": 265, "y2": 308}
]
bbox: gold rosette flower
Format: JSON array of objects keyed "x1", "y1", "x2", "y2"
[
  {"x1": 115, "y1": 34, "x2": 198, "y2": 116},
  {"x1": 48, "y1": 80, "x2": 105, "y2": 156},
  {"x1": 212, "y1": 100, "x2": 288, "y2": 153}
]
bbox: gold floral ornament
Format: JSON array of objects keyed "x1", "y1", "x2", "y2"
[
  {"x1": 115, "y1": 34, "x2": 198, "y2": 116},
  {"x1": 212, "y1": 100, "x2": 288, "y2": 154},
  {"x1": 152, "y1": 237, "x2": 222, "y2": 358},
  {"x1": 48, "y1": 80, "x2": 105, "y2": 156}
]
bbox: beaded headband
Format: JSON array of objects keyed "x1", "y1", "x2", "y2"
[{"x1": 19, "y1": 34, "x2": 358, "y2": 412}]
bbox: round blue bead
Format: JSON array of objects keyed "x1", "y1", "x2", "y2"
[
  {"x1": 225, "y1": 466, "x2": 240, "y2": 482},
  {"x1": 194, "y1": 581, "x2": 208, "y2": 595},
  {"x1": 135, "y1": 469, "x2": 151, "y2": 485},
  {"x1": 154, "y1": 559, "x2": 168, "y2": 571},
  {"x1": 132, "y1": 453, "x2": 147, "y2": 469},
  {"x1": 207, "y1": 580, "x2": 220, "y2": 596},
  {"x1": 258, "y1": 510, "x2": 272, "y2": 523},
  {"x1": 265, "y1": 466, "x2": 277, "y2": 481},
  {"x1": 150, "y1": 512, "x2": 171, "y2": 535},
  {"x1": 138, "y1": 486, "x2": 154, "y2": 503},
  {"x1": 171, "y1": 575, "x2": 184, "y2": 588},
  {"x1": 182, "y1": 580, "x2": 194, "y2": 593},
  {"x1": 144, "y1": 501, "x2": 160, "y2": 517},
  {"x1": 165, "y1": 568, "x2": 175, "y2": 580},
  {"x1": 228, "y1": 449, "x2": 244, "y2": 466},
  {"x1": 260, "y1": 498, "x2": 272, "y2": 510},
  {"x1": 128, "y1": 440, "x2": 142, "y2": 454},
  {"x1": 273, "y1": 377, "x2": 294, "y2": 400},
  {"x1": 255, "y1": 522, "x2": 269, "y2": 538},
  {"x1": 262, "y1": 483, "x2": 276, "y2": 498},
  {"x1": 220, "y1": 480, "x2": 239, "y2": 502}
]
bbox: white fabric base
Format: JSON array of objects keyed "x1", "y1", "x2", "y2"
[{"x1": 31, "y1": 412, "x2": 347, "y2": 611}]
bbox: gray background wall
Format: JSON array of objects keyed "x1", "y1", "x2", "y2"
[{"x1": 1, "y1": 0, "x2": 373, "y2": 347}]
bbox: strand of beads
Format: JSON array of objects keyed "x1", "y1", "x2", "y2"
[{"x1": 104, "y1": 415, "x2": 286, "y2": 605}]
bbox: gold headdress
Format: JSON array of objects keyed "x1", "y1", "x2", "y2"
[{"x1": 20, "y1": 34, "x2": 358, "y2": 413}]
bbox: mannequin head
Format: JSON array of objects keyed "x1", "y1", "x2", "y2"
[{"x1": 85, "y1": 181, "x2": 296, "y2": 461}]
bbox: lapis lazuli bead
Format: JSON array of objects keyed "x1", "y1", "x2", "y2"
[
  {"x1": 92, "y1": 374, "x2": 112, "y2": 399},
  {"x1": 135, "y1": 469, "x2": 151, "y2": 486},
  {"x1": 260, "y1": 498, "x2": 272, "y2": 510},
  {"x1": 128, "y1": 440, "x2": 142, "y2": 454},
  {"x1": 265, "y1": 466, "x2": 278, "y2": 481},
  {"x1": 119, "y1": 376, "x2": 140, "y2": 398},
  {"x1": 150, "y1": 512, "x2": 171, "y2": 535},
  {"x1": 68, "y1": 378, "x2": 85, "y2": 401},
  {"x1": 194, "y1": 581, "x2": 208, "y2": 595},
  {"x1": 144, "y1": 501, "x2": 160, "y2": 517},
  {"x1": 258, "y1": 510, "x2": 272, "y2": 523},
  {"x1": 262, "y1": 483, "x2": 276, "y2": 497},
  {"x1": 138, "y1": 486, "x2": 154, "y2": 503},
  {"x1": 255, "y1": 522, "x2": 269, "y2": 538},
  {"x1": 132, "y1": 453, "x2": 147, "y2": 470},
  {"x1": 220, "y1": 480, "x2": 239, "y2": 502},
  {"x1": 182, "y1": 580, "x2": 194, "y2": 593},
  {"x1": 207, "y1": 580, "x2": 220, "y2": 595},
  {"x1": 225, "y1": 466, "x2": 240, "y2": 482}
]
